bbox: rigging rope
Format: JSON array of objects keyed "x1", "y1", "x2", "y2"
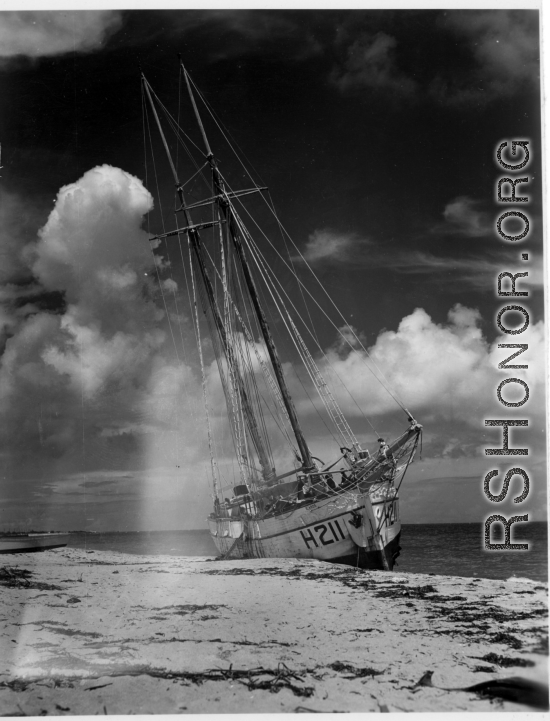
[
  {"x1": 218, "y1": 173, "x2": 381, "y2": 438},
  {"x1": 232, "y1": 207, "x2": 360, "y2": 451},
  {"x1": 188, "y1": 244, "x2": 222, "y2": 497},
  {"x1": 143, "y1": 70, "x2": 418, "y2": 503},
  {"x1": 186, "y1": 73, "x2": 411, "y2": 417},
  {"x1": 218, "y1": 217, "x2": 250, "y2": 477},
  {"x1": 233, "y1": 190, "x2": 403, "y2": 423},
  {"x1": 143, "y1": 93, "x2": 182, "y2": 366},
  {"x1": 228, "y1": 242, "x2": 278, "y2": 468},
  {"x1": 151, "y1": 81, "x2": 385, "y2": 442},
  {"x1": 268, "y1": 189, "x2": 322, "y2": 350},
  {"x1": 201, "y1": 241, "x2": 297, "y2": 456},
  {"x1": 226, "y1": 190, "x2": 381, "y2": 440}
]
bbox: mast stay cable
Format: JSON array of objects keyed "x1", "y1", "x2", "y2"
[{"x1": 186, "y1": 71, "x2": 411, "y2": 417}]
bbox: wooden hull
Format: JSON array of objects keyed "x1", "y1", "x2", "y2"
[
  {"x1": 208, "y1": 486, "x2": 401, "y2": 571},
  {"x1": 329, "y1": 531, "x2": 402, "y2": 571},
  {"x1": 209, "y1": 426, "x2": 420, "y2": 571},
  {"x1": 0, "y1": 533, "x2": 69, "y2": 554}
]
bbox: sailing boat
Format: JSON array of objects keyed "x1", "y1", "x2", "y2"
[
  {"x1": 141, "y1": 62, "x2": 422, "y2": 571},
  {"x1": 0, "y1": 531, "x2": 69, "y2": 554}
]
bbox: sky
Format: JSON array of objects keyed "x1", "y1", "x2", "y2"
[{"x1": 0, "y1": 8, "x2": 546, "y2": 532}]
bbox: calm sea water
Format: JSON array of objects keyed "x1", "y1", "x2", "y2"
[{"x1": 68, "y1": 522, "x2": 548, "y2": 583}]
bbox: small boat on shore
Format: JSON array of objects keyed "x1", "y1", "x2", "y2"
[
  {"x1": 0, "y1": 532, "x2": 69, "y2": 554},
  {"x1": 141, "y1": 61, "x2": 422, "y2": 570}
]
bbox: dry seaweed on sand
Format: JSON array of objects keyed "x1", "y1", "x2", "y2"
[
  {"x1": 0, "y1": 566, "x2": 32, "y2": 588},
  {"x1": 489, "y1": 632, "x2": 522, "y2": 649},
  {"x1": 328, "y1": 662, "x2": 384, "y2": 679},
  {"x1": 53, "y1": 662, "x2": 316, "y2": 698},
  {"x1": 473, "y1": 652, "x2": 535, "y2": 668},
  {"x1": 240, "y1": 663, "x2": 314, "y2": 697},
  {"x1": 163, "y1": 604, "x2": 226, "y2": 615},
  {"x1": 374, "y1": 583, "x2": 441, "y2": 600},
  {"x1": 1, "y1": 552, "x2": 545, "y2": 714},
  {"x1": 0, "y1": 566, "x2": 62, "y2": 591}
]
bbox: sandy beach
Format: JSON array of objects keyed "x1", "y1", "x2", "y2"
[{"x1": 0, "y1": 548, "x2": 547, "y2": 714}]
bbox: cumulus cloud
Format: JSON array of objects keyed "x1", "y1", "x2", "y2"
[
  {"x1": 314, "y1": 303, "x2": 545, "y2": 433},
  {"x1": 295, "y1": 228, "x2": 368, "y2": 264},
  {"x1": 1, "y1": 164, "x2": 544, "y2": 529},
  {"x1": 0, "y1": 165, "x2": 302, "y2": 528},
  {"x1": 31, "y1": 166, "x2": 153, "y2": 300},
  {"x1": 332, "y1": 324, "x2": 366, "y2": 354},
  {"x1": 0, "y1": 166, "x2": 207, "y2": 493},
  {"x1": 0, "y1": 11, "x2": 122, "y2": 58},
  {"x1": 330, "y1": 31, "x2": 417, "y2": 95}
]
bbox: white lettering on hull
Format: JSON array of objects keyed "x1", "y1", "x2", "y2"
[{"x1": 209, "y1": 498, "x2": 400, "y2": 561}]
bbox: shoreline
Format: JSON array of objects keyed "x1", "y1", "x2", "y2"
[
  {"x1": 62, "y1": 524, "x2": 549, "y2": 584},
  {"x1": 0, "y1": 548, "x2": 547, "y2": 714}
]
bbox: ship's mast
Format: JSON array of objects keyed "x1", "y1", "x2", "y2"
[
  {"x1": 181, "y1": 62, "x2": 315, "y2": 473},
  {"x1": 142, "y1": 74, "x2": 275, "y2": 483}
]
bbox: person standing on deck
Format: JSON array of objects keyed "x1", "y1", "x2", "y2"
[{"x1": 378, "y1": 438, "x2": 396, "y2": 467}]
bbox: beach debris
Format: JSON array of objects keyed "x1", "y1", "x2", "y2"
[
  {"x1": 461, "y1": 677, "x2": 549, "y2": 710},
  {"x1": 354, "y1": 627, "x2": 382, "y2": 633},
  {"x1": 62, "y1": 661, "x2": 316, "y2": 698},
  {"x1": 39, "y1": 625, "x2": 101, "y2": 639},
  {"x1": 532, "y1": 636, "x2": 549, "y2": 654},
  {"x1": 411, "y1": 670, "x2": 434, "y2": 688},
  {"x1": 149, "y1": 603, "x2": 226, "y2": 615},
  {"x1": 409, "y1": 670, "x2": 548, "y2": 710},
  {"x1": 431, "y1": 603, "x2": 545, "y2": 625},
  {"x1": 0, "y1": 679, "x2": 30, "y2": 692},
  {"x1": 473, "y1": 653, "x2": 534, "y2": 668},
  {"x1": 241, "y1": 662, "x2": 314, "y2": 697},
  {"x1": 201, "y1": 566, "x2": 363, "y2": 587},
  {"x1": 66, "y1": 597, "x2": 81, "y2": 604},
  {"x1": 170, "y1": 603, "x2": 225, "y2": 615},
  {"x1": 0, "y1": 566, "x2": 62, "y2": 591},
  {"x1": 374, "y1": 583, "x2": 443, "y2": 600},
  {"x1": 328, "y1": 661, "x2": 383, "y2": 679},
  {"x1": 0, "y1": 566, "x2": 32, "y2": 588},
  {"x1": 490, "y1": 632, "x2": 522, "y2": 649}
]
